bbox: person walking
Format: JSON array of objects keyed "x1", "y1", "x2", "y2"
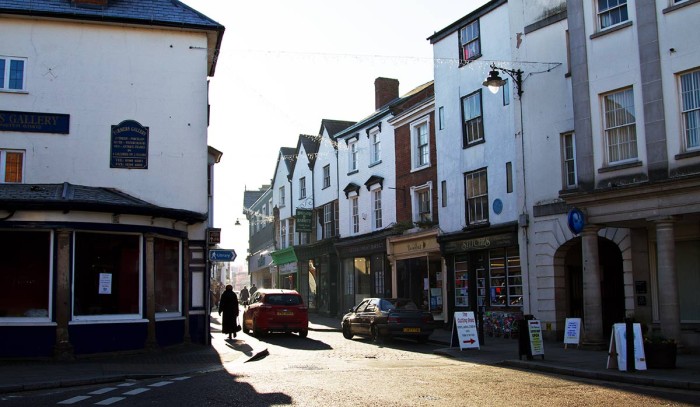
[
  {"x1": 239, "y1": 285, "x2": 250, "y2": 304},
  {"x1": 218, "y1": 285, "x2": 239, "y2": 339},
  {"x1": 249, "y1": 283, "x2": 257, "y2": 296}
]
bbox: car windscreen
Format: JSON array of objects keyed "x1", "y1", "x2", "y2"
[{"x1": 265, "y1": 294, "x2": 302, "y2": 306}]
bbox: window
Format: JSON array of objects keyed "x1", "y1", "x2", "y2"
[
  {"x1": 370, "y1": 130, "x2": 381, "y2": 164},
  {"x1": 438, "y1": 106, "x2": 444, "y2": 130},
  {"x1": 73, "y1": 232, "x2": 141, "y2": 318},
  {"x1": 154, "y1": 238, "x2": 180, "y2": 314},
  {"x1": 0, "y1": 231, "x2": 51, "y2": 319},
  {"x1": 413, "y1": 120, "x2": 430, "y2": 168},
  {"x1": 503, "y1": 79, "x2": 510, "y2": 106},
  {"x1": 506, "y1": 162, "x2": 513, "y2": 193},
  {"x1": 465, "y1": 169, "x2": 488, "y2": 225},
  {"x1": 372, "y1": 189, "x2": 383, "y2": 229},
  {"x1": 0, "y1": 56, "x2": 26, "y2": 91},
  {"x1": 598, "y1": 0, "x2": 628, "y2": 30},
  {"x1": 351, "y1": 196, "x2": 359, "y2": 233},
  {"x1": 489, "y1": 248, "x2": 522, "y2": 307},
  {"x1": 441, "y1": 180, "x2": 447, "y2": 207},
  {"x1": 323, "y1": 202, "x2": 336, "y2": 238},
  {"x1": 459, "y1": 20, "x2": 480, "y2": 64},
  {"x1": 349, "y1": 140, "x2": 358, "y2": 172},
  {"x1": 299, "y1": 177, "x2": 306, "y2": 199},
  {"x1": 279, "y1": 186, "x2": 286, "y2": 207},
  {"x1": 603, "y1": 88, "x2": 637, "y2": 164},
  {"x1": 323, "y1": 165, "x2": 331, "y2": 188},
  {"x1": 416, "y1": 188, "x2": 431, "y2": 222},
  {"x1": 680, "y1": 69, "x2": 700, "y2": 150},
  {"x1": 1, "y1": 149, "x2": 24, "y2": 183},
  {"x1": 462, "y1": 91, "x2": 484, "y2": 147},
  {"x1": 561, "y1": 133, "x2": 577, "y2": 188},
  {"x1": 287, "y1": 218, "x2": 294, "y2": 247},
  {"x1": 280, "y1": 221, "x2": 287, "y2": 248}
]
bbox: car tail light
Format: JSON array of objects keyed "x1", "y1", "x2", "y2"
[
  {"x1": 422, "y1": 315, "x2": 433, "y2": 324},
  {"x1": 388, "y1": 316, "x2": 401, "y2": 323}
]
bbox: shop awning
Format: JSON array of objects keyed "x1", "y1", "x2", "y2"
[{"x1": 270, "y1": 246, "x2": 298, "y2": 266}]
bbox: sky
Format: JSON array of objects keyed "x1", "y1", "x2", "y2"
[{"x1": 179, "y1": 0, "x2": 490, "y2": 267}]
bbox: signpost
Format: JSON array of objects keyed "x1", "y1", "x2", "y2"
[
  {"x1": 564, "y1": 317, "x2": 581, "y2": 349},
  {"x1": 209, "y1": 249, "x2": 237, "y2": 262},
  {"x1": 452, "y1": 311, "x2": 480, "y2": 350}
]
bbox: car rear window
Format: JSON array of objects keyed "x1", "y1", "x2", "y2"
[
  {"x1": 382, "y1": 299, "x2": 418, "y2": 311},
  {"x1": 265, "y1": 294, "x2": 302, "y2": 306}
]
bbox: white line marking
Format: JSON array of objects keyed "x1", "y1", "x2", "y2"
[
  {"x1": 89, "y1": 388, "x2": 116, "y2": 395},
  {"x1": 95, "y1": 397, "x2": 126, "y2": 405},
  {"x1": 57, "y1": 395, "x2": 91, "y2": 404},
  {"x1": 122, "y1": 388, "x2": 150, "y2": 396},
  {"x1": 148, "y1": 381, "x2": 173, "y2": 387},
  {"x1": 172, "y1": 376, "x2": 191, "y2": 381},
  {"x1": 117, "y1": 382, "x2": 136, "y2": 387}
]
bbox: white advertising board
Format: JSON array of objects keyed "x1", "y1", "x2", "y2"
[{"x1": 452, "y1": 311, "x2": 480, "y2": 350}]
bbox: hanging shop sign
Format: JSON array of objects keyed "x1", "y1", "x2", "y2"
[
  {"x1": 0, "y1": 110, "x2": 69, "y2": 134},
  {"x1": 110, "y1": 120, "x2": 149, "y2": 169},
  {"x1": 295, "y1": 208, "x2": 313, "y2": 233}
]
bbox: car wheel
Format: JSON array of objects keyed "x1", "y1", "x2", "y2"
[
  {"x1": 298, "y1": 330, "x2": 308, "y2": 338},
  {"x1": 370, "y1": 324, "x2": 381, "y2": 343},
  {"x1": 242, "y1": 320, "x2": 249, "y2": 334},
  {"x1": 342, "y1": 323, "x2": 353, "y2": 339}
]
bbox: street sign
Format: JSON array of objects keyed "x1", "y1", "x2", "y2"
[{"x1": 209, "y1": 249, "x2": 237, "y2": 262}]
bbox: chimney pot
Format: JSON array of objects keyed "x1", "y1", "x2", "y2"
[{"x1": 374, "y1": 77, "x2": 399, "y2": 110}]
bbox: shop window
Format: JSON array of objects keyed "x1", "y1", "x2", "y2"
[
  {"x1": 489, "y1": 248, "x2": 522, "y2": 307},
  {"x1": 0, "y1": 230, "x2": 51, "y2": 319},
  {"x1": 73, "y1": 232, "x2": 141, "y2": 318},
  {"x1": 155, "y1": 238, "x2": 181, "y2": 314},
  {"x1": 355, "y1": 257, "x2": 371, "y2": 299},
  {"x1": 454, "y1": 256, "x2": 469, "y2": 307}
]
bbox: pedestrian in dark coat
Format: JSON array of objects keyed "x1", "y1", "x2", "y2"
[{"x1": 218, "y1": 285, "x2": 239, "y2": 339}]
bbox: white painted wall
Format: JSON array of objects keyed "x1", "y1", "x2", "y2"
[
  {"x1": 0, "y1": 18, "x2": 210, "y2": 213},
  {"x1": 312, "y1": 128, "x2": 339, "y2": 240},
  {"x1": 290, "y1": 138, "x2": 314, "y2": 244}
]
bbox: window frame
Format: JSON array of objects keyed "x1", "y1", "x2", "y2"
[
  {"x1": 348, "y1": 140, "x2": 358, "y2": 173},
  {"x1": 323, "y1": 165, "x2": 331, "y2": 189},
  {"x1": 411, "y1": 117, "x2": 431, "y2": 170},
  {"x1": 465, "y1": 168, "x2": 489, "y2": 226},
  {"x1": 350, "y1": 196, "x2": 359, "y2": 234},
  {"x1": 458, "y1": 20, "x2": 481, "y2": 65},
  {"x1": 602, "y1": 87, "x2": 638, "y2": 165},
  {"x1": 597, "y1": 0, "x2": 629, "y2": 31},
  {"x1": 0, "y1": 149, "x2": 25, "y2": 183},
  {"x1": 369, "y1": 129, "x2": 381, "y2": 165},
  {"x1": 0, "y1": 56, "x2": 27, "y2": 92},
  {"x1": 461, "y1": 90, "x2": 484, "y2": 147},
  {"x1": 412, "y1": 184, "x2": 432, "y2": 223},
  {"x1": 323, "y1": 202, "x2": 336, "y2": 239},
  {"x1": 154, "y1": 237, "x2": 182, "y2": 317},
  {"x1": 561, "y1": 132, "x2": 578, "y2": 188},
  {"x1": 680, "y1": 69, "x2": 700, "y2": 151},
  {"x1": 372, "y1": 188, "x2": 383, "y2": 230},
  {"x1": 279, "y1": 186, "x2": 286, "y2": 208},
  {"x1": 299, "y1": 177, "x2": 306, "y2": 200}
]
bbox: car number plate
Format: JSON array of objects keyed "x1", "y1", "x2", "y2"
[
  {"x1": 277, "y1": 311, "x2": 293, "y2": 316},
  {"x1": 403, "y1": 327, "x2": 420, "y2": 333}
]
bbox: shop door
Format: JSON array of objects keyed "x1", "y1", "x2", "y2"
[
  {"x1": 397, "y1": 258, "x2": 426, "y2": 308},
  {"x1": 600, "y1": 239, "x2": 624, "y2": 339},
  {"x1": 428, "y1": 260, "x2": 443, "y2": 319}
]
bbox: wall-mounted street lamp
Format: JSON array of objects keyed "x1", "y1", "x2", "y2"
[
  {"x1": 482, "y1": 63, "x2": 523, "y2": 98},
  {"x1": 234, "y1": 218, "x2": 241, "y2": 226}
]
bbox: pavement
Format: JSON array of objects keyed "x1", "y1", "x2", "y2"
[{"x1": 1, "y1": 311, "x2": 698, "y2": 395}]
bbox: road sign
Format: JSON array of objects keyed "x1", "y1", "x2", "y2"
[{"x1": 209, "y1": 249, "x2": 237, "y2": 262}]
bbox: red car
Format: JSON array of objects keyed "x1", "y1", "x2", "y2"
[{"x1": 242, "y1": 289, "x2": 309, "y2": 338}]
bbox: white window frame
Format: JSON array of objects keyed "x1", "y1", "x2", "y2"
[
  {"x1": 0, "y1": 149, "x2": 25, "y2": 183},
  {"x1": 280, "y1": 221, "x2": 287, "y2": 248},
  {"x1": 462, "y1": 90, "x2": 484, "y2": 146},
  {"x1": 287, "y1": 218, "x2": 295, "y2": 246},
  {"x1": 279, "y1": 186, "x2": 286, "y2": 207},
  {"x1": 371, "y1": 188, "x2": 382, "y2": 230},
  {"x1": 411, "y1": 183, "x2": 433, "y2": 223},
  {"x1": 350, "y1": 196, "x2": 359, "y2": 234},
  {"x1": 561, "y1": 132, "x2": 577, "y2": 188},
  {"x1": 323, "y1": 165, "x2": 331, "y2": 188},
  {"x1": 602, "y1": 87, "x2": 638, "y2": 165},
  {"x1": 410, "y1": 117, "x2": 431, "y2": 170},
  {"x1": 370, "y1": 130, "x2": 381, "y2": 165},
  {"x1": 680, "y1": 69, "x2": 700, "y2": 151},
  {"x1": 597, "y1": 0, "x2": 628, "y2": 30},
  {"x1": 299, "y1": 177, "x2": 306, "y2": 199},
  {"x1": 465, "y1": 169, "x2": 488, "y2": 225},
  {"x1": 323, "y1": 202, "x2": 335, "y2": 239},
  {"x1": 348, "y1": 140, "x2": 358, "y2": 173},
  {"x1": 0, "y1": 56, "x2": 27, "y2": 92}
]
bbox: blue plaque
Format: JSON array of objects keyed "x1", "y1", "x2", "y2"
[
  {"x1": 567, "y1": 208, "x2": 585, "y2": 235},
  {"x1": 492, "y1": 198, "x2": 503, "y2": 215},
  {"x1": 110, "y1": 120, "x2": 149, "y2": 169},
  {"x1": 0, "y1": 110, "x2": 69, "y2": 134}
]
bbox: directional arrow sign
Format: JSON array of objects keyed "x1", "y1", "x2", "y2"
[{"x1": 209, "y1": 249, "x2": 237, "y2": 262}]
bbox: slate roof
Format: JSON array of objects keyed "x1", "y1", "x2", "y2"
[
  {"x1": 319, "y1": 119, "x2": 356, "y2": 138},
  {"x1": 0, "y1": 0, "x2": 225, "y2": 75},
  {"x1": 0, "y1": 183, "x2": 206, "y2": 223},
  {"x1": 243, "y1": 188, "x2": 268, "y2": 210}
]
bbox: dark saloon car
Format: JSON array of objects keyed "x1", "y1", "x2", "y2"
[
  {"x1": 341, "y1": 298, "x2": 434, "y2": 343},
  {"x1": 242, "y1": 289, "x2": 309, "y2": 338}
]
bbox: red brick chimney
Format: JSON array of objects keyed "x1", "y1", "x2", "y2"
[
  {"x1": 72, "y1": 0, "x2": 109, "y2": 6},
  {"x1": 374, "y1": 77, "x2": 399, "y2": 110}
]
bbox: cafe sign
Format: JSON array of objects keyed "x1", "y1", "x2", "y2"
[
  {"x1": 0, "y1": 110, "x2": 70, "y2": 134},
  {"x1": 110, "y1": 120, "x2": 149, "y2": 169}
]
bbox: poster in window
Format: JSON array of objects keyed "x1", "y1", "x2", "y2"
[{"x1": 98, "y1": 273, "x2": 112, "y2": 295}]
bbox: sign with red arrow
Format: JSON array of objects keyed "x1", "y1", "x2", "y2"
[{"x1": 452, "y1": 311, "x2": 480, "y2": 350}]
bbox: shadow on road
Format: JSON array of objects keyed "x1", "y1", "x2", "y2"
[{"x1": 250, "y1": 333, "x2": 333, "y2": 351}]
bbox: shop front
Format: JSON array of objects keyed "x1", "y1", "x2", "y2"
[
  {"x1": 294, "y1": 239, "x2": 339, "y2": 316},
  {"x1": 387, "y1": 228, "x2": 445, "y2": 323},
  {"x1": 335, "y1": 230, "x2": 396, "y2": 315},
  {"x1": 439, "y1": 223, "x2": 523, "y2": 337},
  {"x1": 270, "y1": 246, "x2": 298, "y2": 291}
]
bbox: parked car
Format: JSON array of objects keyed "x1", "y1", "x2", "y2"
[
  {"x1": 341, "y1": 298, "x2": 434, "y2": 343},
  {"x1": 242, "y1": 289, "x2": 309, "y2": 338}
]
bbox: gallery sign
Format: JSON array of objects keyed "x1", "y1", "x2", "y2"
[
  {"x1": 110, "y1": 120, "x2": 148, "y2": 169},
  {"x1": 295, "y1": 208, "x2": 313, "y2": 233},
  {"x1": 0, "y1": 110, "x2": 70, "y2": 134}
]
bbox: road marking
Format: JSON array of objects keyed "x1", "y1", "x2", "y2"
[
  {"x1": 148, "y1": 381, "x2": 173, "y2": 387},
  {"x1": 57, "y1": 395, "x2": 91, "y2": 404},
  {"x1": 95, "y1": 397, "x2": 125, "y2": 405},
  {"x1": 88, "y1": 387, "x2": 116, "y2": 395},
  {"x1": 172, "y1": 376, "x2": 191, "y2": 381},
  {"x1": 122, "y1": 388, "x2": 150, "y2": 396},
  {"x1": 117, "y1": 382, "x2": 136, "y2": 387}
]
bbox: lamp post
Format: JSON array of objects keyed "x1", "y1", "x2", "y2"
[{"x1": 482, "y1": 63, "x2": 524, "y2": 98}]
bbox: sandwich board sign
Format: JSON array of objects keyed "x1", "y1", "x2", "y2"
[
  {"x1": 452, "y1": 311, "x2": 480, "y2": 350},
  {"x1": 528, "y1": 320, "x2": 545, "y2": 357},
  {"x1": 564, "y1": 318, "x2": 581, "y2": 349},
  {"x1": 607, "y1": 323, "x2": 647, "y2": 371}
]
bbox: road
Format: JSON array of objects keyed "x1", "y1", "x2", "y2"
[{"x1": 1, "y1": 327, "x2": 698, "y2": 406}]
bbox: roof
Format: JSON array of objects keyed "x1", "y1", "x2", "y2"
[
  {"x1": 427, "y1": 0, "x2": 505, "y2": 44},
  {"x1": 319, "y1": 119, "x2": 356, "y2": 138},
  {"x1": 298, "y1": 135, "x2": 320, "y2": 169},
  {"x1": 270, "y1": 147, "x2": 296, "y2": 189},
  {"x1": 0, "y1": 0, "x2": 225, "y2": 75},
  {"x1": 0, "y1": 182, "x2": 206, "y2": 223},
  {"x1": 243, "y1": 188, "x2": 267, "y2": 210}
]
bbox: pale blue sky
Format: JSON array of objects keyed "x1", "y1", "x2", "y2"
[{"x1": 180, "y1": 0, "x2": 489, "y2": 264}]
